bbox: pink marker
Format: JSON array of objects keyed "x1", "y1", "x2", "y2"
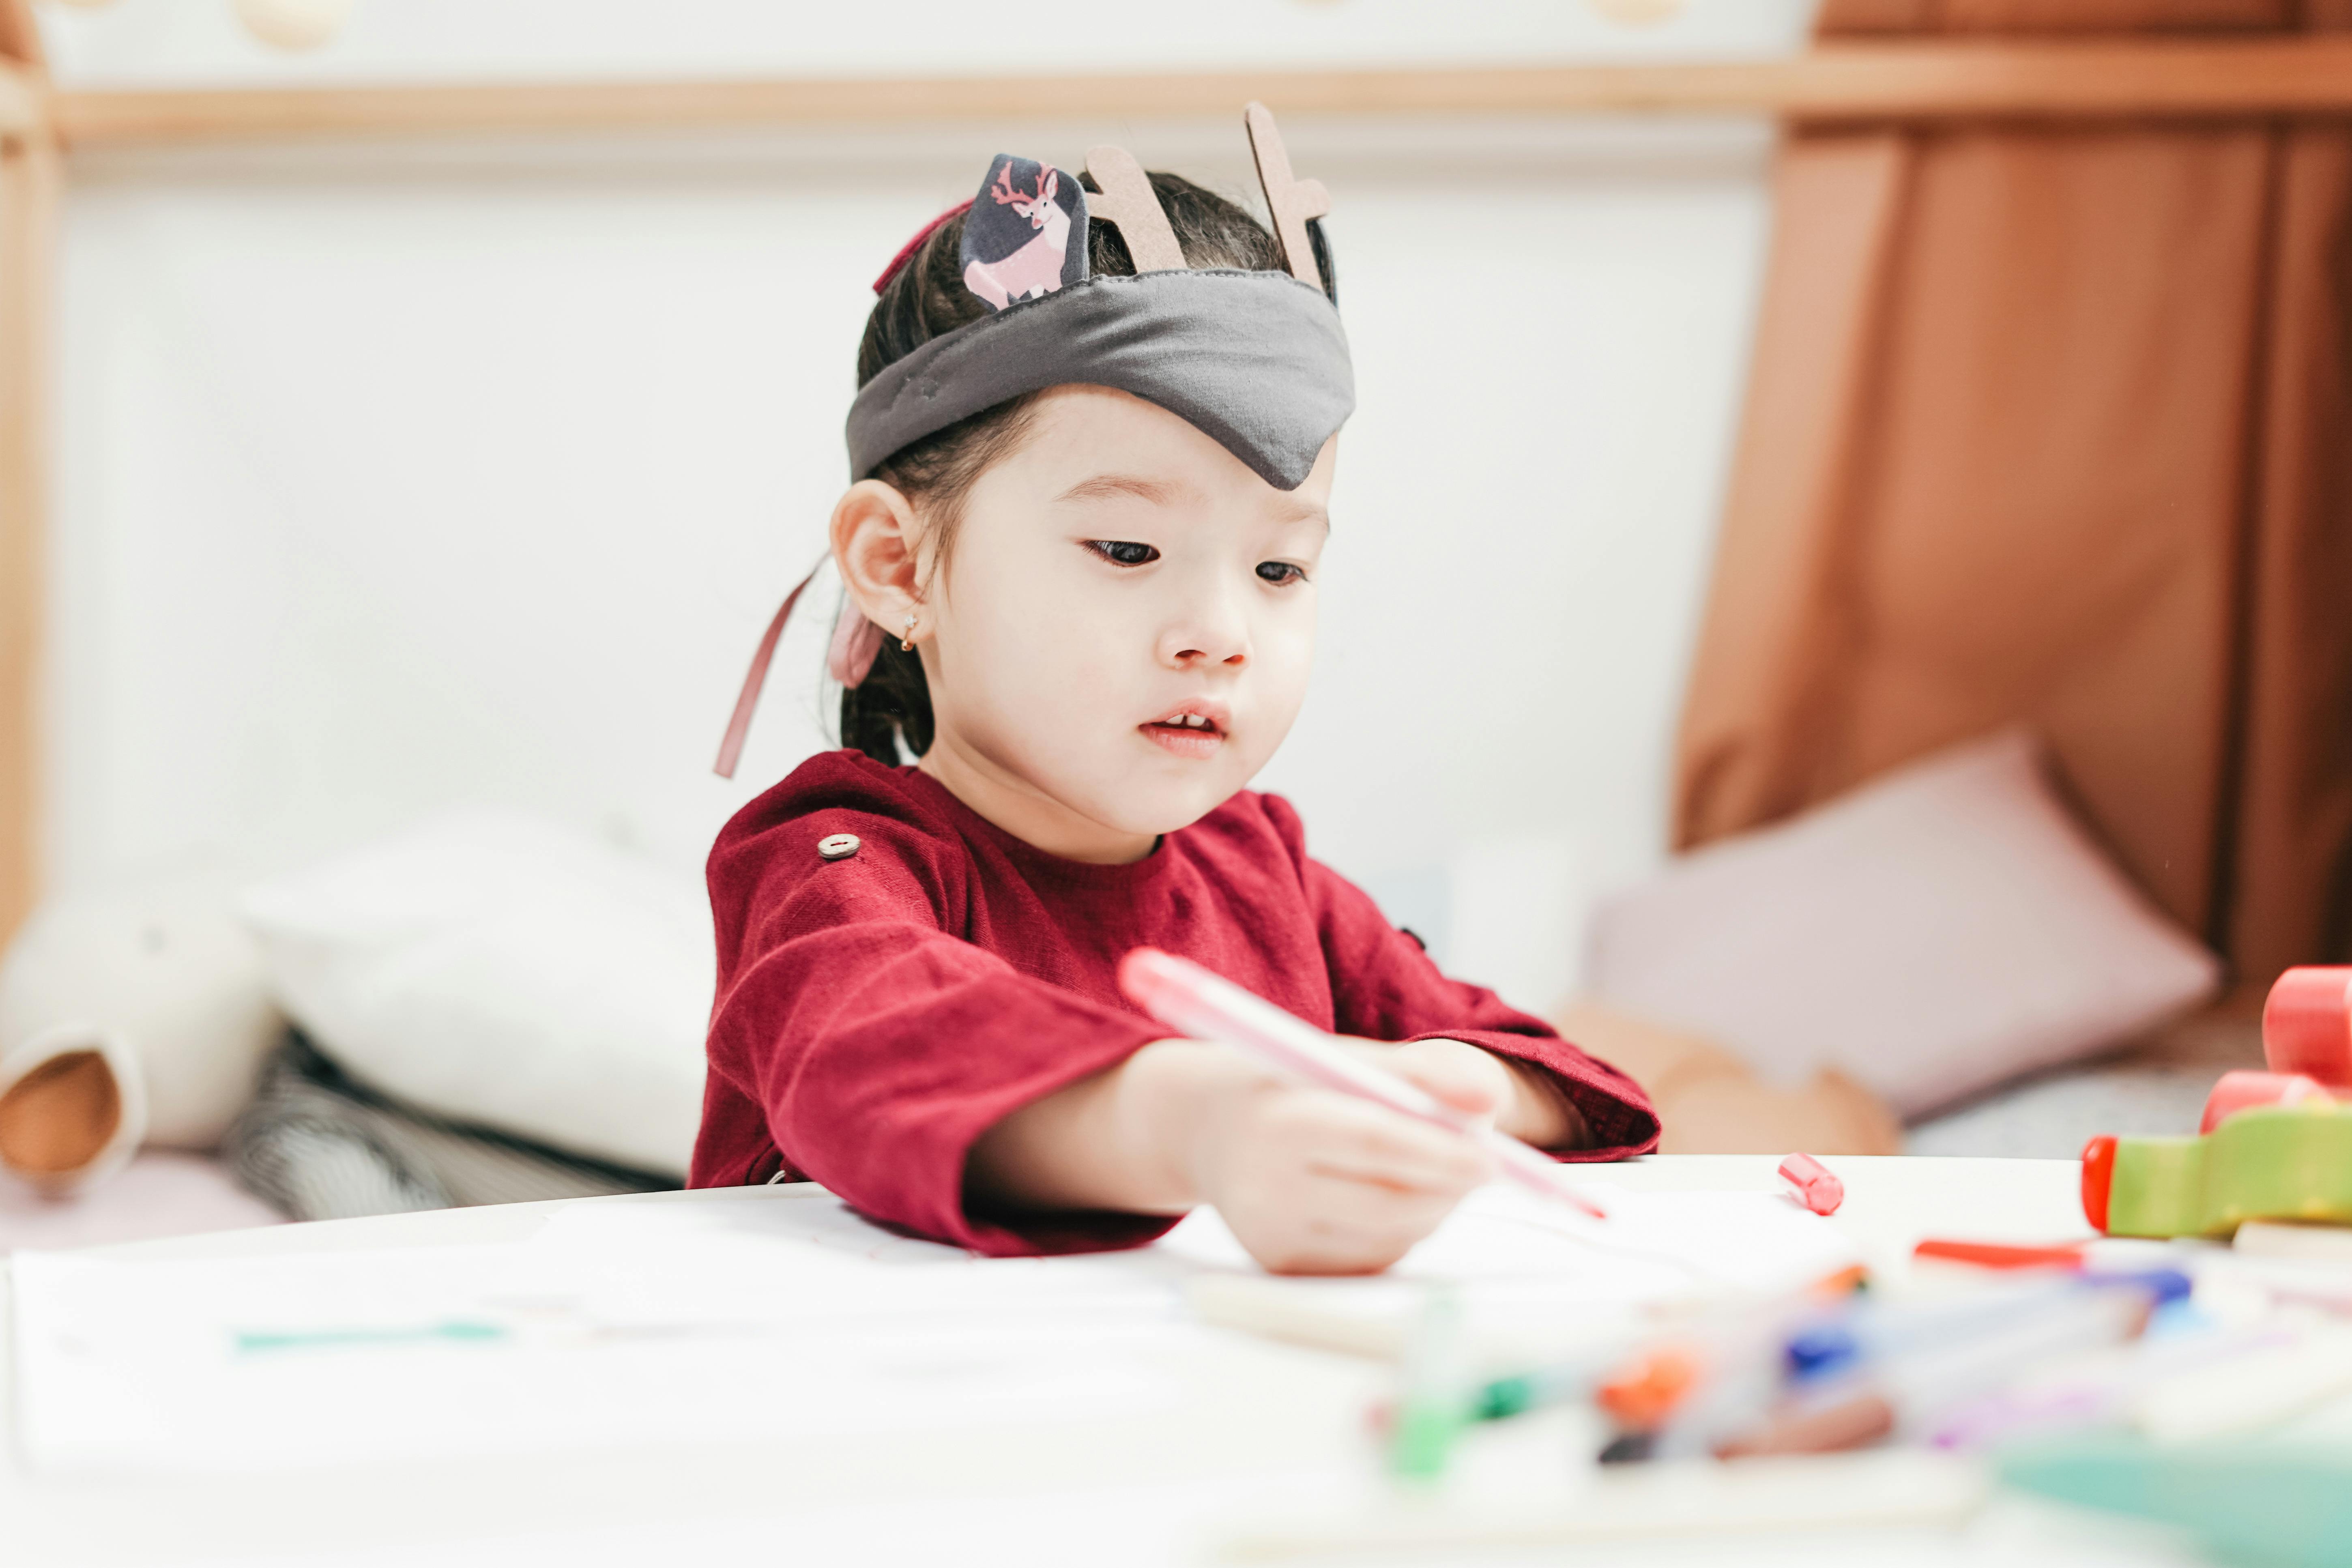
[
  {"x1": 1779, "y1": 1153, "x2": 1844, "y2": 1216},
  {"x1": 1116, "y1": 947, "x2": 1607, "y2": 1222}
]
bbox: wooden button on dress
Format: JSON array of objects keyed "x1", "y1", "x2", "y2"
[{"x1": 817, "y1": 833, "x2": 861, "y2": 861}]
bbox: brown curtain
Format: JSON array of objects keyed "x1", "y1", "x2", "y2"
[{"x1": 1673, "y1": 0, "x2": 2352, "y2": 988}]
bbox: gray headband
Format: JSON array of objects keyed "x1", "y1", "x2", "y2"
[
  {"x1": 843, "y1": 104, "x2": 1354, "y2": 492},
  {"x1": 845, "y1": 267, "x2": 1353, "y2": 491}
]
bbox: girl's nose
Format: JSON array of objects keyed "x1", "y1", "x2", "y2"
[{"x1": 1160, "y1": 594, "x2": 1251, "y2": 670}]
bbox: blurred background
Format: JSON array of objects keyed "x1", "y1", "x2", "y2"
[
  {"x1": 4, "y1": 0, "x2": 2347, "y2": 1243},
  {"x1": 43, "y1": 1, "x2": 1804, "y2": 973}
]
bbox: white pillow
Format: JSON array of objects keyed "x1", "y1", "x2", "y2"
[
  {"x1": 242, "y1": 810, "x2": 713, "y2": 1175},
  {"x1": 1583, "y1": 730, "x2": 2220, "y2": 1119}
]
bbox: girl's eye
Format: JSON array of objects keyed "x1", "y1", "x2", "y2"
[
  {"x1": 1257, "y1": 561, "x2": 1308, "y2": 585},
  {"x1": 1087, "y1": 540, "x2": 1160, "y2": 567}
]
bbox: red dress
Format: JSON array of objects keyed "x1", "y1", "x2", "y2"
[{"x1": 692, "y1": 750, "x2": 1660, "y2": 1255}]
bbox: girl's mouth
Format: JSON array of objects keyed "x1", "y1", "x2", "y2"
[{"x1": 1141, "y1": 711, "x2": 1225, "y2": 759}]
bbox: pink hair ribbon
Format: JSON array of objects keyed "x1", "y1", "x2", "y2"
[
  {"x1": 712, "y1": 562, "x2": 890, "y2": 781},
  {"x1": 713, "y1": 562, "x2": 817, "y2": 781}
]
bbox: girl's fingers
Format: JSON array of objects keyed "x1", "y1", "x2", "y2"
[
  {"x1": 1386, "y1": 1039, "x2": 1506, "y2": 1121},
  {"x1": 1305, "y1": 1178, "x2": 1460, "y2": 1246},
  {"x1": 1288, "y1": 1095, "x2": 1493, "y2": 1193},
  {"x1": 1236, "y1": 1173, "x2": 1458, "y2": 1274},
  {"x1": 1213, "y1": 1083, "x2": 1506, "y2": 1274}
]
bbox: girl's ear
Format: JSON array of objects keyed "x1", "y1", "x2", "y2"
[{"x1": 831, "y1": 479, "x2": 925, "y2": 628}]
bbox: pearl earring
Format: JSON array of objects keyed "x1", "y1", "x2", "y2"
[{"x1": 900, "y1": 614, "x2": 918, "y2": 653}]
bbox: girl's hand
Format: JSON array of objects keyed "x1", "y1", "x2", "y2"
[
  {"x1": 965, "y1": 1037, "x2": 1583, "y2": 1276},
  {"x1": 1181, "y1": 1040, "x2": 1502, "y2": 1275}
]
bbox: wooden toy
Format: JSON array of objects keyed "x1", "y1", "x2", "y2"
[{"x1": 2081, "y1": 1105, "x2": 2352, "y2": 1239}]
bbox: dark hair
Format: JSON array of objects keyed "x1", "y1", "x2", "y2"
[{"x1": 838, "y1": 171, "x2": 1336, "y2": 765}]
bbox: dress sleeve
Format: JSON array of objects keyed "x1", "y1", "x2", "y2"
[
  {"x1": 1266, "y1": 802, "x2": 1661, "y2": 1161},
  {"x1": 705, "y1": 806, "x2": 1173, "y2": 1257}
]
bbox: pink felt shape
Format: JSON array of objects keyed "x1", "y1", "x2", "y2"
[{"x1": 1584, "y1": 730, "x2": 2221, "y2": 1120}]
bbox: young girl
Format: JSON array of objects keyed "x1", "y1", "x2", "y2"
[{"x1": 694, "y1": 112, "x2": 1658, "y2": 1274}]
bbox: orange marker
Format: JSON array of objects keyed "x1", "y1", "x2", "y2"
[{"x1": 1597, "y1": 1345, "x2": 1703, "y2": 1429}]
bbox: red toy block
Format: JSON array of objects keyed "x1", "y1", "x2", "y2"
[{"x1": 2264, "y1": 966, "x2": 2352, "y2": 1089}]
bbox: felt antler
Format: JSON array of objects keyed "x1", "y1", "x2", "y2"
[
  {"x1": 1244, "y1": 102, "x2": 1331, "y2": 292},
  {"x1": 1083, "y1": 144, "x2": 1186, "y2": 274}
]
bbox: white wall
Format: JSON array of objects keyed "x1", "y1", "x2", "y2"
[{"x1": 38, "y1": 3, "x2": 1800, "y2": 1014}]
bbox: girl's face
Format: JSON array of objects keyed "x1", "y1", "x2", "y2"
[{"x1": 847, "y1": 385, "x2": 1334, "y2": 864}]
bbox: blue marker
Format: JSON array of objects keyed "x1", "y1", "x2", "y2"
[{"x1": 1786, "y1": 1269, "x2": 2189, "y2": 1385}]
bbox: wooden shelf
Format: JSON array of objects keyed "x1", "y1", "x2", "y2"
[{"x1": 47, "y1": 37, "x2": 2352, "y2": 148}]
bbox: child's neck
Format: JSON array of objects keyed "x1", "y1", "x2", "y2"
[{"x1": 917, "y1": 737, "x2": 1158, "y2": 866}]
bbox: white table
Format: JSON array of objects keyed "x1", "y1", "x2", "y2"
[{"x1": 8, "y1": 1156, "x2": 2210, "y2": 1568}]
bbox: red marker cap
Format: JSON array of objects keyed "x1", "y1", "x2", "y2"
[{"x1": 1778, "y1": 1153, "x2": 1843, "y2": 1216}]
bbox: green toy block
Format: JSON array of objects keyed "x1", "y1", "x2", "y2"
[{"x1": 2084, "y1": 1105, "x2": 2352, "y2": 1239}]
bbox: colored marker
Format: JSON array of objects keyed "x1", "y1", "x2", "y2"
[
  {"x1": 1785, "y1": 1269, "x2": 2187, "y2": 1385},
  {"x1": 1718, "y1": 1283, "x2": 2167, "y2": 1458},
  {"x1": 1602, "y1": 1268, "x2": 2181, "y2": 1460},
  {"x1": 1389, "y1": 1288, "x2": 1469, "y2": 1484},
  {"x1": 1912, "y1": 1238, "x2": 2088, "y2": 1270},
  {"x1": 1927, "y1": 1325, "x2": 2298, "y2": 1451},
  {"x1": 1571, "y1": 1272, "x2": 1870, "y2": 1443},
  {"x1": 1118, "y1": 947, "x2": 1607, "y2": 1220}
]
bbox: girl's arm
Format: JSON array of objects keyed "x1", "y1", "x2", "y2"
[{"x1": 707, "y1": 795, "x2": 1178, "y2": 1257}]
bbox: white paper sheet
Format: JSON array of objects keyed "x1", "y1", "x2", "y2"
[
  {"x1": 10, "y1": 1182, "x2": 1858, "y2": 1476},
  {"x1": 494, "y1": 1189, "x2": 1186, "y2": 1329},
  {"x1": 10, "y1": 1231, "x2": 1177, "y2": 1475}
]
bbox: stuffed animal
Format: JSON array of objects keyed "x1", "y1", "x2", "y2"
[{"x1": 0, "y1": 875, "x2": 284, "y2": 1195}]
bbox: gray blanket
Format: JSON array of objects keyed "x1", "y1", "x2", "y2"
[{"x1": 225, "y1": 1033, "x2": 679, "y2": 1222}]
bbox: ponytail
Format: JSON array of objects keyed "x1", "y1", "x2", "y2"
[{"x1": 839, "y1": 633, "x2": 933, "y2": 764}]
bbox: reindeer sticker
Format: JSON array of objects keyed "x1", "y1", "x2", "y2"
[{"x1": 959, "y1": 156, "x2": 1087, "y2": 312}]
